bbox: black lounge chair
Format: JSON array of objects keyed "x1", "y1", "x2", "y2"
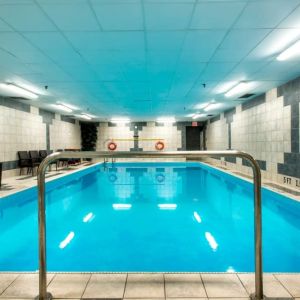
[
  {"x1": 0, "y1": 162, "x2": 2, "y2": 188},
  {"x1": 18, "y1": 151, "x2": 39, "y2": 175},
  {"x1": 57, "y1": 149, "x2": 69, "y2": 167},
  {"x1": 39, "y1": 150, "x2": 58, "y2": 171}
]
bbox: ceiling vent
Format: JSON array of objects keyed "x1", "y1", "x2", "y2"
[{"x1": 238, "y1": 93, "x2": 255, "y2": 99}]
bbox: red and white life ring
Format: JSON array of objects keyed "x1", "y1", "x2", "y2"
[
  {"x1": 108, "y1": 141, "x2": 117, "y2": 151},
  {"x1": 155, "y1": 141, "x2": 165, "y2": 151}
]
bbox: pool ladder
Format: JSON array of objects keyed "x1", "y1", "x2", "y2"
[{"x1": 36, "y1": 150, "x2": 267, "y2": 300}]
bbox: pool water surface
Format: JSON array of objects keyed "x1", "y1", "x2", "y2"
[{"x1": 0, "y1": 162, "x2": 299, "y2": 272}]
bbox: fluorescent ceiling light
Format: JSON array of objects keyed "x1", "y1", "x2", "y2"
[
  {"x1": 0, "y1": 83, "x2": 38, "y2": 99},
  {"x1": 225, "y1": 82, "x2": 249, "y2": 97},
  {"x1": 80, "y1": 114, "x2": 92, "y2": 120},
  {"x1": 52, "y1": 104, "x2": 73, "y2": 113},
  {"x1": 203, "y1": 103, "x2": 223, "y2": 112},
  {"x1": 277, "y1": 40, "x2": 300, "y2": 61},
  {"x1": 59, "y1": 231, "x2": 75, "y2": 249},
  {"x1": 158, "y1": 204, "x2": 177, "y2": 210},
  {"x1": 205, "y1": 232, "x2": 218, "y2": 251},
  {"x1": 194, "y1": 102, "x2": 210, "y2": 110},
  {"x1": 112, "y1": 203, "x2": 132, "y2": 210},
  {"x1": 215, "y1": 81, "x2": 238, "y2": 94},
  {"x1": 156, "y1": 117, "x2": 176, "y2": 124},
  {"x1": 111, "y1": 117, "x2": 130, "y2": 124},
  {"x1": 59, "y1": 102, "x2": 79, "y2": 111},
  {"x1": 192, "y1": 113, "x2": 206, "y2": 119}
]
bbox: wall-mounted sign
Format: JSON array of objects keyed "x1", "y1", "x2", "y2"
[{"x1": 192, "y1": 122, "x2": 198, "y2": 127}]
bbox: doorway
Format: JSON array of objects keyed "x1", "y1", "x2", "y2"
[{"x1": 186, "y1": 126, "x2": 201, "y2": 150}]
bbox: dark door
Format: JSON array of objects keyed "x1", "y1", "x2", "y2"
[{"x1": 186, "y1": 126, "x2": 201, "y2": 150}]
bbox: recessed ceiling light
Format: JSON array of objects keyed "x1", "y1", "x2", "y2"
[
  {"x1": 52, "y1": 104, "x2": 73, "y2": 113},
  {"x1": 277, "y1": 39, "x2": 300, "y2": 61},
  {"x1": 0, "y1": 83, "x2": 38, "y2": 99},
  {"x1": 225, "y1": 82, "x2": 249, "y2": 97},
  {"x1": 203, "y1": 103, "x2": 223, "y2": 112},
  {"x1": 111, "y1": 117, "x2": 130, "y2": 124},
  {"x1": 156, "y1": 117, "x2": 176, "y2": 124}
]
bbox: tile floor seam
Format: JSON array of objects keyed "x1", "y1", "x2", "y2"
[
  {"x1": 80, "y1": 273, "x2": 92, "y2": 299},
  {"x1": 273, "y1": 274, "x2": 294, "y2": 298},
  {"x1": 199, "y1": 273, "x2": 208, "y2": 298},
  {"x1": 236, "y1": 274, "x2": 250, "y2": 296},
  {"x1": 47, "y1": 273, "x2": 56, "y2": 286},
  {"x1": 123, "y1": 273, "x2": 129, "y2": 299},
  {"x1": 163, "y1": 273, "x2": 166, "y2": 299},
  {"x1": 0, "y1": 274, "x2": 20, "y2": 297}
]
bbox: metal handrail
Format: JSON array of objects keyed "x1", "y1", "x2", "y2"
[{"x1": 36, "y1": 150, "x2": 263, "y2": 300}]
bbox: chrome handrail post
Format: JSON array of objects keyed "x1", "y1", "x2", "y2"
[
  {"x1": 246, "y1": 156, "x2": 263, "y2": 300},
  {"x1": 36, "y1": 153, "x2": 61, "y2": 300},
  {"x1": 36, "y1": 150, "x2": 265, "y2": 300}
]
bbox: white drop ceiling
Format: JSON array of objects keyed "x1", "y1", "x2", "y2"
[{"x1": 0, "y1": 0, "x2": 300, "y2": 121}]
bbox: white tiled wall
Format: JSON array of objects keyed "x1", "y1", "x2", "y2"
[
  {"x1": 0, "y1": 105, "x2": 46, "y2": 164},
  {"x1": 97, "y1": 123, "x2": 133, "y2": 151},
  {"x1": 50, "y1": 114, "x2": 81, "y2": 150},
  {"x1": 0, "y1": 105, "x2": 81, "y2": 178},
  {"x1": 139, "y1": 122, "x2": 181, "y2": 151},
  {"x1": 205, "y1": 88, "x2": 297, "y2": 187},
  {"x1": 96, "y1": 122, "x2": 181, "y2": 151}
]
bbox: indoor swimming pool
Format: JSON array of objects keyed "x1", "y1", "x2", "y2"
[{"x1": 0, "y1": 162, "x2": 299, "y2": 272}]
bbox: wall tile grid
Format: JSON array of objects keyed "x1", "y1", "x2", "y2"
[
  {"x1": 50, "y1": 115, "x2": 81, "y2": 151},
  {"x1": 0, "y1": 99, "x2": 81, "y2": 178},
  {"x1": 205, "y1": 78, "x2": 300, "y2": 189},
  {"x1": 97, "y1": 122, "x2": 182, "y2": 152}
]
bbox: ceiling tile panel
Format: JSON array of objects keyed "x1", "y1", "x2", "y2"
[
  {"x1": 147, "y1": 31, "x2": 185, "y2": 51},
  {"x1": 279, "y1": 5, "x2": 300, "y2": 28},
  {"x1": 190, "y1": 1, "x2": 246, "y2": 29},
  {"x1": 234, "y1": 0, "x2": 300, "y2": 29},
  {"x1": 0, "y1": 4, "x2": 56, "y2": 31},
  {"x1": 0, "y1": 18, "x2": 12, "y2": 31},
  {"x1": 144, "y1": 2, "x2": 194, "y2": 30},
  {"x1": 39, "y1": 2, "x2": 100, "y2": 31},
  {"x1": 66, "y1": 32, "x2": 145, "y2": 51},
  {"x1": 91, "y1": 2, "x2": 143, "y2": 30}
]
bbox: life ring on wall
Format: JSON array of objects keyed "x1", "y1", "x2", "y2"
[
  {"x1": 108, "y1": 141, "x2": 117, "y2": 151},
  {"x1": 155, "y1": 141, "x2": 165, "y2": 151}
]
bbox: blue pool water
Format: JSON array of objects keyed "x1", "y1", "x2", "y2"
[{"x1": 0, "y1": 162, "x2": 299, "y2": 272}]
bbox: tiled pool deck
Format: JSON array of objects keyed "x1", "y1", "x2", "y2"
[{"x1": 0, "y1": 273, "x2": 299, "y2": 299}]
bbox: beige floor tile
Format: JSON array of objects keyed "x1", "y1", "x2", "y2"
[
  {"x1": 165, "y1": 274, "x2": 207, "y2": 298},
  {"x1": 47, "y1": 274, "x2": 90, "y2": 299},
  {"x1": 1, "y1": 273, "x2": 54, "y2": 298},
  {"x1": 238, "y1": 274, "x2": 292, "y2": 298},
  {"x1": 275, "y1": 274, "x2": 300, "y2": 297},
  {"x1": 124, "y1": 274, "x2": 164, "y2": 298},
  {"x1": 166, "y1": 298, "x2": 208, "y2": 300},
  {"x1": 82, "y1": 274, "x2": 126, "y2": 298},
  {"x1": 208, "y1": 298, "x2": 248, "y2": 300},
  {"x1": 0, "y1": 273, "x2": 19, "y2": 295},
  {"x1": 201, "y1": 274, "x2": 248, "y2": 298}
]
